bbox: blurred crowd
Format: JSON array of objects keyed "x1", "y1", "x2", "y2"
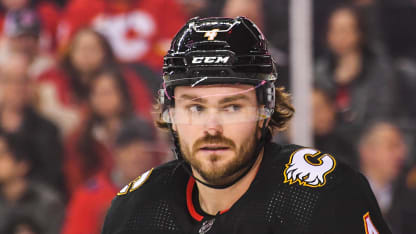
[{"x1": 0, "y1": 0, "x2": 415, "y2": 234}]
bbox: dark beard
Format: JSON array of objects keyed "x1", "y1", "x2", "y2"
[{"x1": 179, "y1": 131, "x2": 258, "y2": 185}]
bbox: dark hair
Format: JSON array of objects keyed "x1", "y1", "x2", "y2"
[
  {"x1": 324, "y1": 4, "x2": 370, "y2": 54},
  {"x1": 267, "y1": 87, "x2": 295, "y2": 137},
  {"x1": 155, "y1": 86, "x2": 294, "y2": 141},
  {"x1": 2, "y1": 213, "x2": 42, "y2": 234},
  {"x1": 89, "y1": 65, "x2": 135, "y2": 118},
  {"x1": 115, "y1": 117, "x2": 157, "y2": 148},
  {"x1": 358, "y1": 119, "x2": 402, "y2": 147},
  {"x1": 60, "y1": 28, "x2": 117, "y2": 101},
  {"x1": 76, "y1": 65, "x2": 135, "y2": 174},
  {"x1": 323, "y1": 5, "x2": 376, "y2": 79}
]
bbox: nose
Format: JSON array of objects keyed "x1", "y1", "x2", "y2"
[{"x1": 203, "y1": 110, "x2": 223, "y2": 135}]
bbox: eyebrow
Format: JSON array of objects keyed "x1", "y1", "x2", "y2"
[
  {"x1": 178, "y1": 94, "x2": 250, "y2": 104},
  {"x1": 178, "y1": 94, "x2": 208, "y2": 103},
  {"x1": 218, "y1": 94, "x2": 249, "y2": 104}
]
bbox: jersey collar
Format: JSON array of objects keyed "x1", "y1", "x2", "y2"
[{"x1": 186, "y1": 177, "x2": 229, "y2": 221}]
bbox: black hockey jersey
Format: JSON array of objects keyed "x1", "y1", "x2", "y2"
[{"x1": 102, "y1": 143, "x2": 391, "y2": 234}]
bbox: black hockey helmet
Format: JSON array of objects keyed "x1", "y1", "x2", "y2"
[{"x1": 159, "y1": 16, "x2": 276, "y2": 112}]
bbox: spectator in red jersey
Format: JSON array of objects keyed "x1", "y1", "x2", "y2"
[
  {"x1": 64, "y1": 65, "x2": 151, "y2": 195},
  {"x1": 0, "y1": 0, "x2": 60, "y2": 53},
  {"x1": 62, "y1": 117, "x2": 164, "y2": 234},
  {"x1": 37, "y1": 28, "x2": 152, "y2": 136},
  {"x1": 57, "y1": 0, "x2": 186, "y2": 71}
]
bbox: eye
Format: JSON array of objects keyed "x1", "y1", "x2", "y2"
[
  {"x1": 223, "y1": 104, "x2": 241, "y2": 112},
  {"x1": 188, "y1": 105, "x2": 205, "y2": 113}
]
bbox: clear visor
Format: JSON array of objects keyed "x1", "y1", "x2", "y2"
[
  {"x1": 161, "y1": 79, "x2": 272, "y2": 125},
  {"x1": 162, "y1": 106, "x2": 271, "y2": 125}
]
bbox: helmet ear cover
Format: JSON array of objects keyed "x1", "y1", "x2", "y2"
[{"x1": 256, "y1": 80, "x2": 275, "y2": 117}]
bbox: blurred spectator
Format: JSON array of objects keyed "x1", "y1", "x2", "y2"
[
  {"x1": 358, "y1": 121, "x2": 407, "y2": 223},
  {"x1": 203, "y1": 0, "x2": 289, "y2": 54},
  {"x1": 395, "y1": 58, "x2": 416, "y2": 120},
  {"x1": 0, "y1": 132, "x2": 64, "y2": 234},
  {"x1": 315, "y1": 6, "x2": 396, "y2": 136},
  {"x1": 220, "y1": 0, "x2": 290, "y2": 88},
  {"x1": 393, "y1": 57, "x2": 416, "y2": 161},
  {"x1": 2, "y1": 214, "x2": 42, "y2": 234},
  {"x1": 37, "y1": 28, "x2": 152, "y2": 135},
  {"x1": 61, "y1": 117, "x2": 164, "y2": 234},
  {"x1": 351, "y1": 0, "x2": 385, "y2": 50},
  {"x1": 0, "y1": 0, "x2": 60, "y2": 52},
  {"x1": 64, "y1": 66, "x2": 144, "y2": 195},
  {"x1": 0, "y1": 8, "x2": 55, "y2": 78},
  {"x1": 314, "y1": 0, "x2": 387, "y2": 58},
  {"x1": 178, "y1": 0, "x2": 208, "y2": 18},
  {"x1": 312, "y1": 87, "x2": 358, "y2": 168},
  {"x1": 387, "y1": 163, "x2": 416, "y2": 234},
  {"x1": 57, "y1": 0, "x2": 186, "y2": 70},
  {"x1": 222, "y1": 0, "x2": 264, "y2": 29},
  {"x1": 379, "y1": 0, "x2": 416, "y2": 58},
  {"x1": 0, "y1": 51, "x2": 65, "y2": 195}
]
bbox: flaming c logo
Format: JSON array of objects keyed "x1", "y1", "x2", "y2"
[{"x1": 283, "y1": 148, "x2": 336, "y2": 188}]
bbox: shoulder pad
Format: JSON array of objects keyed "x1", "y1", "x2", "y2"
[
  {"x1": 283, "y1": 148, "x2": 336, "y2": 188},
  {"x1": 117, "y1": 168, "x2": 154, "y2": 196}
]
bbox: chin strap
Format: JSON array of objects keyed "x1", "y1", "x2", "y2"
[{"x1": 169, "y1": 121, "x2": 269, "y2": 190}]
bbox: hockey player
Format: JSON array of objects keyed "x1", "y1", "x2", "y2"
[{"x1": 102, "y1": 16, "x2": 391, "y2": 234}]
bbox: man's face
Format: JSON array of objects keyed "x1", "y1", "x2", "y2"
[
  {"x1": 0, "y1": 53, "x2": 30, "y2": 109},
  {"x1": 9, "y1": 35, "x2": 38, "y2": 56},
  {"x1": 362, "y1": 124, "x2": 407, "y2": 182},
  {"x1": 172, "y1": 84, "x2": 261, "y2": 185},
  {"x1": 1, "y1": 0, "x2": 28, "y2": 10},
  {"x1": 115, "y1": 141, "x2": 158, "y2": 183}
]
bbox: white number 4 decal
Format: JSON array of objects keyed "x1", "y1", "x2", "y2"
[{"x1": 363, "y1": 212, "x2": 379, "y2": 234}]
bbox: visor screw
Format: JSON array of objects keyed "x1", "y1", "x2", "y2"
[{"x1": 220, "y1": 70, "x2": 226, "y2": 76}]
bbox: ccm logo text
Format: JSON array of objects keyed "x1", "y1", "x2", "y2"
[{"x1": 192, "y1": 56, "x2": 230, "y2": 64}]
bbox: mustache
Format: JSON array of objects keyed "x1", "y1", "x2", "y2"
[{"x1": 192, "y1": 134, "x2": 236, "y2": 152}]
